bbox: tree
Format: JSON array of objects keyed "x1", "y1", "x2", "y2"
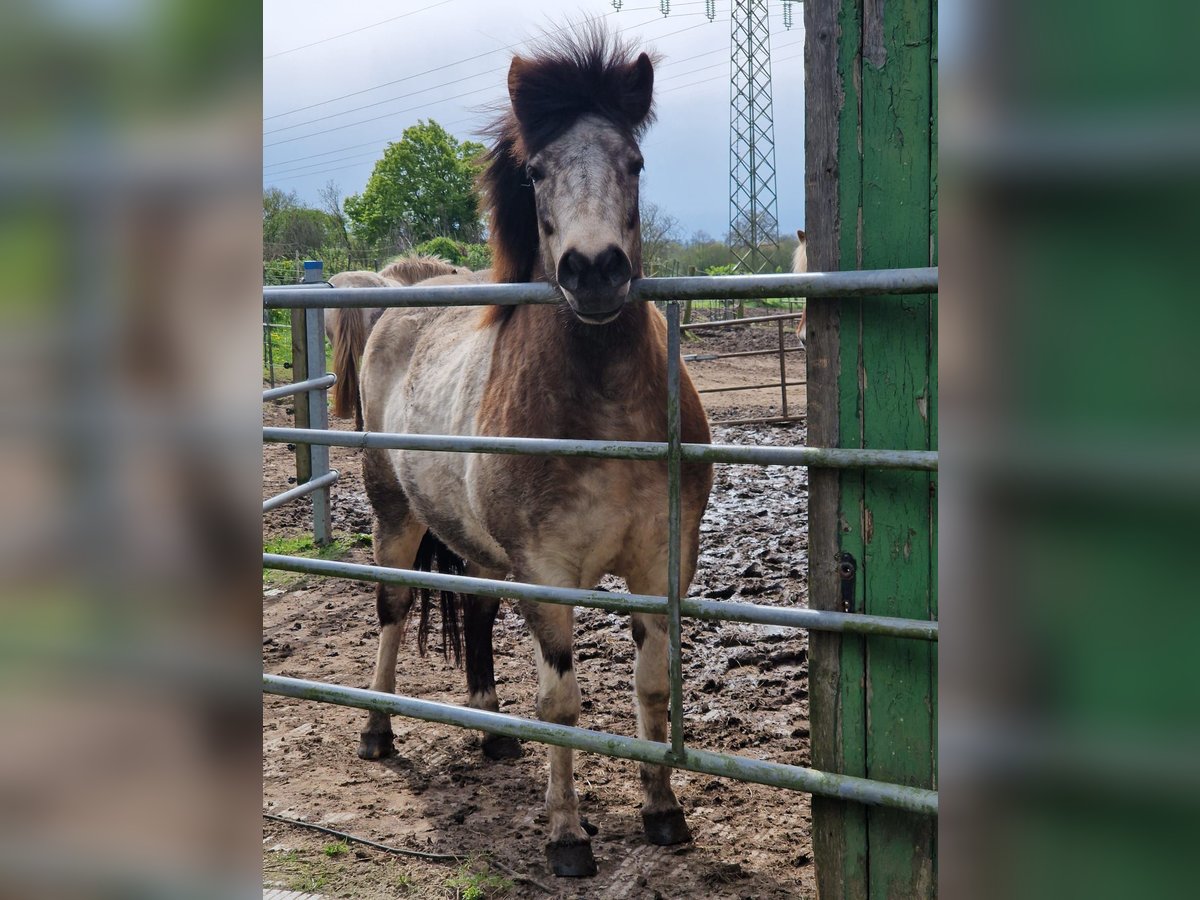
[
  {"x1": 262, "y1": 187, "x2": 332, "y2": 258},
  {"x1": 318, "y1": 180, "x2": 352, "y2": 254},
  {"x1": 344, "y1": 120, "x2": 485, "y2": 250},
  {"x1": 640, "y1": 200, "x2": 682, "y2": 269}
]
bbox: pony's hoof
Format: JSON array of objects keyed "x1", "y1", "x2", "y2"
[
  {"x1": 545, "y1": 837, "x2": 597, "y2": 877},
  {"x1": 642, "y1": 807, "x2": 692, "y2": 845},
  {"x1": 356, "y1": 730, "x2": 395, "y2": 760},
  {"x1": 481, "y1": 734, "x2": 523, "y2": 760}
]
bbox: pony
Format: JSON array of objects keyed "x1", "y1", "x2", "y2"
[
  {"x1": 340, "y1": 27, "x2": 713, "y2": 878},
  {"x1": 327, "y1": 257, "x2": 462, "y2": 430},
  {"x1": 792, "y1": 228, "x2": 808, "y2": 343}
]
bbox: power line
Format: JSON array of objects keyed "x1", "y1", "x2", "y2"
[
  {"x1": 264, "y1": 64, "x2": 506, "y2": 136},
  {"x1": 659, "y1": 49, "x2": 803, "y2": 96},
  {"x1": 263, "y1": 36, "x2": 800, "y2": 173},
  {"x1": 264, "y1": 0, "x2": 454, "y2": 61},
  {"x1": 263, "y1": 17, "x2": 712, "y2": 149},
  {"x1": 264, "y1": 10, "x2": 710, "y2": 123},
  {"x1": 266, "y1": 150, "x2": 383, "y2": 179},
  {"x1": 266, "y1": 19, "x2": 747, "y2": 138},
  {"x1": 265, "y1": 14, "x2": 618, "y2": 121}
]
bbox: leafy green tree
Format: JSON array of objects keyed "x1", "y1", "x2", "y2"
[
  {"x1": 262, "y1": 187, "x2": 333, "y2": 258},
  {"x1": 413, "y1": 236, "x2": 466, "y2": 265},
  {"x1": 345, "y1": 120, "x2": 485, "y2": 249}
]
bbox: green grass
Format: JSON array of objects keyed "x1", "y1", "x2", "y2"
[
  {"x1": 444, "y1": 862, "x2": 513, "y2": 900},
  {"x1": 262, "y1": 312, "x2": 334, "y2": 384},
  {"x1": 323, "y1": 841, "x2": 350, "y2": 858},
  {"x1": 263, "y1": 532, "x2": 371, "y2": 586}
]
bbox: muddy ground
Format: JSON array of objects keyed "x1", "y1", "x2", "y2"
[{"x1": 263, "y1": 320, "x2": 815, "y2": 898}]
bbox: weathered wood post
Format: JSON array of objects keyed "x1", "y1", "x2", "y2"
[
  {"x1": 806, "y1": 0, "x2": 937, "y2": 896},
  {"x1": 292, "y1": 260, "x2": 333, "y2": 546}
]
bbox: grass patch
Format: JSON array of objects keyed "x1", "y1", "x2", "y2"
[
  {"x1": 263, "y1": 532, "x2": 371, "y2": 587},
  {"x1": 444, "y1": 862, "x2": 513, "y2": 900},
  {"x1": 323, "y1": 841, "x2": 350, "y2": 858}
]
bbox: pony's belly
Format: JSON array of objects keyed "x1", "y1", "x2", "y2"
[
  {"x1": 383, "y1": 313, "x2": 509, "y2": 570},
  {"x1": 395, "y1": 447, "x2": 510, "y2": 571}
]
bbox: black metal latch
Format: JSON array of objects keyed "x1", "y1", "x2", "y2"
[{"x1": 838, "y1": 552, "x2": 857, "y2": 613}]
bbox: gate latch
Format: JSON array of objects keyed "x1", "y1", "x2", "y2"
[{"x1": 837, "y1": 552, "x2": 857, "y2": 613}]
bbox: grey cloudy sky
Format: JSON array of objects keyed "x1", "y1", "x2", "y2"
[{"x1": 263, "y1": 0, "x2": 805, "y2": 239}]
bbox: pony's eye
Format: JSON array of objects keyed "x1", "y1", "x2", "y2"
[
  {"x1": 526, "y1": 164, "x2": 543, "y2": 183},
  {"x1": 628, "y1": 158, "x2": 645, "y2": 176}
]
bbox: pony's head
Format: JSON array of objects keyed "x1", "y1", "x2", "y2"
[{"x1": 482, "y1": 27, "x2": 657, "y2": 325}]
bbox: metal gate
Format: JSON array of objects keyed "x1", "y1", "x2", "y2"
[{"x1": 261, "y1": 269, "x2": 939, "y2": 823}]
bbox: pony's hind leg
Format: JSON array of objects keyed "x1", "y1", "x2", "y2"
[
  {"x1": 358, "y1": 452, "x2": 425, "y2": 760},
  {"x1": 461, "y1": 573, "x2": 522, "y2": 760},
  {"x1": 627, "y1": 569, "x2": 693, "y2": 846},
  {"x1": 516, "y1": 592, "x2": 595, "y2": 877}
]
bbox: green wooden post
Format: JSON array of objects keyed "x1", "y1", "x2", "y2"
[{"x1": 806, "y1": 1, "x2": 937, "y2": 897}]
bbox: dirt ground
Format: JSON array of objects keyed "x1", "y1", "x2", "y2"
[{"x1": 263, "y1": 320, "x2": 815, "y2": 898}]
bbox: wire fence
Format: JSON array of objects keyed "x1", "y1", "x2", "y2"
[{"x1": 261, "y1": 268, "x2": 939, "y2": 815}]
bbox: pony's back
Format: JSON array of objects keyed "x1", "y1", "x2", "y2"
[
  {"x1": 378, "y1": 254, "x2": 459, "y2": 285},
  {"x1": 792, "y1": 230, "x2": 808, "y2": 341}
]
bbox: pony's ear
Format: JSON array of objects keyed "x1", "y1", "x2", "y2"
[
  {"x1": 796, "y1": 229, "x2": 806, "y2": 241},
  {"x1": 507, "y1": 56, "x2": 529, "y2": 107},
  {"x1": 621, "y1": 52, "x2": 655, "y2": 127}
]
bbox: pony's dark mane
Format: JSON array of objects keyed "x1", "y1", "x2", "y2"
[{"x1": 478, "y1": 26, "x2": 658, "y2": 306}]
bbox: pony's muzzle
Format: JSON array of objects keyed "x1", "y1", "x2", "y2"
[{"x1": 557, "y1": 245, "x2": 632, "y2": 323}]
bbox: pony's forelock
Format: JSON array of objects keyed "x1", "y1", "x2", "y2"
[{"x1": 478, "y1": 23, "x2": 657, "y2": 294}]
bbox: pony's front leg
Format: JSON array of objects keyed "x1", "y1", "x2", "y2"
[
  {"x1": 517, "y1": 597, "x2": 595, "y2": 877},
  {"x1": 358, "y1": 517, "x2": 425, "y2": 760},
  {"x1": 626, "y1": 573, "x2": 693, "y2": 846}
]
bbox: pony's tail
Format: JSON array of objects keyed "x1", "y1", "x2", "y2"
[
  {"x1": 412, "y1": 530, "x2": 465, "y2": 666},
  {"x1": 331, "y1": 309, "x2": 369, "y2": 430}
]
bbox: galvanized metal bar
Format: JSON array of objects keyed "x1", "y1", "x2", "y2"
[
  {"x1": 681, "y1": 310, "x2": 807, "y2": 331},
  {"x1": 262, "y1": 267, "x2": 939, "y2": 309},
  {"x1": 305, "y1": 307, "x2": 332, "y2": 546},
  {"x1": 290, "y1": 308, "x2": 311, "y2": 487},
  {"x1": 263, "y1": 674, "x2": 938, "y2": 815},
  {"x1": 262, "y1": 427, "x2": 938, "y2": 471},
  {"x1": 666, "y1": 302, "x2": 685, "y2": 758},
  {"x1": 261, "y1": 554, "x2": 939, "y2": 640},
  {"x1": 777, "y1": 318, "x2": 790, "y2": 419},
  {"x1": 262, "y1": 374, "x2": 336, "y2": 402},
  {"x1": 684, "y1": 345, "x2": 803, "y2": 362},
  {"x1": 263, "y1": 307, "x2": 276, "y2": 389},
  {"x1": 713, "y1": 415, "x2": 799, "y2": 426},
  {"x1": 262, "y1": 470, "x2": 340, "y2": 512},
  {"x1": 698, "y1": 380, "x2": 807, "y2": 395}
]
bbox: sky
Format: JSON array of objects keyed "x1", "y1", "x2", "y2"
[{"x1": 263, "y1": 0, "x2": 806, "y2": 241}]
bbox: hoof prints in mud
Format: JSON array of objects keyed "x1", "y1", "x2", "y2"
[{"x1": 263, "y1": 419, "x2": 815, "y2": 897}]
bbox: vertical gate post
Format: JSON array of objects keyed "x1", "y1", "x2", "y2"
[
  {"x1": 305, "y1": 305, "x2": 332, "y2": 547},
  {"x1": 290, "y1": 310, "x2": 310, "y2": 487},
  {"x1": 806, "y1": 1, "x2": 938, "y2": 897},
  {"x1": 777, "y1": 317, "x2": 789, "y2": 419},
  {"x1": 291, "y1": 261, "x2": 332, "y2": 546}
]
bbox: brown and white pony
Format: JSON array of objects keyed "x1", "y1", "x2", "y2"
[
  {"x1": 327, "y1": 256, "x2": 462, "y2": 429},
  {"x1": 341, "y1": 28, "x2": 713, "y2": 877},
  {"x1": 792, "y1": 228, "x2": 808, "y2": 344}
]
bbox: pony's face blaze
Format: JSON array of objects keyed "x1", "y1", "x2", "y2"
[{"x1": 526, "y1": 116, "x2": 644, "y2": 324}]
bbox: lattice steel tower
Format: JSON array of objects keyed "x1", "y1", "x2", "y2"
[
  {"x1": 728, "y1": 0, "x2": 779, "y2": 273},
  {"x1": 619, "y1": 0, "x2": 783, "y2": 273}
]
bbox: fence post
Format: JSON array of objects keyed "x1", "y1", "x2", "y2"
[
  {"x1": 298, "y1": 260, "x2": 332, "y2": 546},
  {"x1": 290, "y1": 307, "x2": 311, "y2": 488},
  {"x1": 776, "y1": 317, "x2": 789, "y2": 420},
  {"x1": 264, "y1": 306, "x2": 276, "y2": 389},
  {"x1": 684, "y1": 267, "x2": 695, "y2": 325},
  {"x1": 306, "y1": 305, "x2": 332, "y2": 547}
]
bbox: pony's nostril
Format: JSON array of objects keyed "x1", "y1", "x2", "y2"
[
  {"x1": 596, "y1": 245, "x2": 632, "y2": 287},
  {"x1": 557, "y1": 249, "x2": 587, "y2": 291}
]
